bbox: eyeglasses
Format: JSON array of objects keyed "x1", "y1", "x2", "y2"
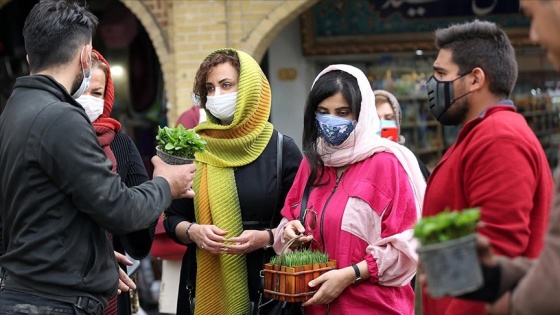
[{"x1": 301, "y1": 208, "x2": 318, "y2": 235}]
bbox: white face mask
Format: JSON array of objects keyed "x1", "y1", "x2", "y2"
[
  {"x1": 77, "y1": 94, "x2": 104, "y2": 122},
  {"x1": 72, "y1": 47, "x2": 92, "y2": 99},
  {"x1": 206, "y1": 92, "x2": 237, "y2": 124}
]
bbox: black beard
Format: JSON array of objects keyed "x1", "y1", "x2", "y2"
[
  {"x1": 437, "y1": 95, "x2": 469, "y2": 126},
  {"x1": 70, "y1": 71, "x2": 84, "y2": 96}
]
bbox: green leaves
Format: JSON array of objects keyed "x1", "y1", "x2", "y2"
[
  {"x1": 156, "y1": 125, "x2": 206, "y2": 159},
  {"x1": 269, "y1": 249, "x2": 330, "y2": 267},
  {"x1": 414, "y1": 208, "x2": 481, "y2": 245}
]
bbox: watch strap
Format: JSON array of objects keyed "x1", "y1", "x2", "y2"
[
  {"x1": 351, "y1": 264, "x2": 362, "y2": 282},
  {"x1": 263, "y1": 228, "x2": 274, "y2": 249}
]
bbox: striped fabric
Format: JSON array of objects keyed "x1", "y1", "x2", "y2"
[
  {"x1": 192, "y1": 49, "x2": 273, "y2": 315},
  {"x1": 103, "y1": 286, "x2": 118, "y2": 315}
]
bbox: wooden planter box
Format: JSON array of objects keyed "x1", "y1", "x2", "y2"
[{"x1": 263, "y1": 260, "x2": 337, "y2": 302}]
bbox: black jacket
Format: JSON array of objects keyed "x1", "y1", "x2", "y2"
[
  {"x1": 0, "y1": 75, "x2": 171, "y2": 307},
  {"x1": 164, "y1": 130, "x2": 302, "y2": 315}
]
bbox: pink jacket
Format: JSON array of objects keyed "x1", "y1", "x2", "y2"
[{"x1": 276, "y1": 152, "x2": 418, "y2": 314}]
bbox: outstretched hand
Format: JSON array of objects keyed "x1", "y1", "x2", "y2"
[
  {"x1": 152, "y1": 156, "x2": 196, "y2": 199},
  {"x1": 114, "y1": 251, "x2": 136, "y2": 294},
  {"x1": 475, "y1": 234, "x2": 498, "y2": 267}
]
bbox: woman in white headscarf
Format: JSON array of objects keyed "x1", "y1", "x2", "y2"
[{"x1": 276, "y1": 65, "x2": 426, "y2": 315}]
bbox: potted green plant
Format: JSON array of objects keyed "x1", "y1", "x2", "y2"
[
  {"x1": 263, "y1": 248, "x2": 336, "y2": 302},
  {"x1": 414, "y1": 208, "x2": 483, "y2": 298},
  {"x1": 155, "y1": 125, "x2": 206, "y2": 165}
]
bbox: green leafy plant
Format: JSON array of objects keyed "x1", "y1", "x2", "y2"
[
  {"x1": 156, "y1": 125, "x2": 206, "y2": 159},
  {"x1": 269, "y1": 249, "x2": 330, "y2": 267},
  {"x1": 414, "y1": 208, "x2": 481, "y2": 246}
]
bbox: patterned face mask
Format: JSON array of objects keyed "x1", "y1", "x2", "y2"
[{"x1": 315, "y1": 113, "x2": 356, "y2": 146}]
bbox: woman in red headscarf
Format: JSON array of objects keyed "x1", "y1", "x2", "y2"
[{"x1": 76, "y1": 50, "x2": 154, "y2": 315}]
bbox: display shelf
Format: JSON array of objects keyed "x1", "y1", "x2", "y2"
[{"x1": 402, "y1": 120, "x2": 439, "y2": 128}]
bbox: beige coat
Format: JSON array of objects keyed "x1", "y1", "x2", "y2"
[{"x1": 497, "y1": 173, "x2": 560, "y2": 314}]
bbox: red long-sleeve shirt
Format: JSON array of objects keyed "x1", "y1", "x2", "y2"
[{"x1": 422, "y1": 102, "x2": 553, "y2": 315}]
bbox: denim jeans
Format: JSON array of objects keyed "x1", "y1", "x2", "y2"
[{"x1": 0, "y1": 289, "x2": 90, "y2": 315}]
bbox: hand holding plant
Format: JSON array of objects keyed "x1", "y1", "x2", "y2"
[
  {"x1": 156, "y1": 125, "x2": 206, "y2": 159},
  {"x1": 415, "y1": 207, "x2": 483, "y2": 297}
]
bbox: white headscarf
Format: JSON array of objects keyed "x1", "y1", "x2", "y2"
[{"x1": 314, "y1": 64, "x2": 426, "y2": 218}]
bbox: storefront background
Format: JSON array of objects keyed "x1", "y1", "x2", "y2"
[{"x1": 1, "y1": 0, "x2": 558, "y2": 170}]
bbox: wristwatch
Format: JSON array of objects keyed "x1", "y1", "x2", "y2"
[
  {"x1": 351, "y1": 264, "x2": 362, "y2": 283},
  {"x1": 263, "y1": 228, "x2": 274, "y2": 249}
]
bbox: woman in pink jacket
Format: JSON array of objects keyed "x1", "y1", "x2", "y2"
[{"x1": 276, "y1": 65, "x2": 426, "y2": 314}]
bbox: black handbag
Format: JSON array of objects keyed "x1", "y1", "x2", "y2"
[
  {"x1": 255, "y1": 300, "x2": 303, "y2": 315},
  {"x1": 255, "y1": 138, "x2": 307, "y2": 315}
]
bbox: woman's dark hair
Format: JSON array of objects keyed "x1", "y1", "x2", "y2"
[
  {"x1": 302, "y1": 70, "x2": 361, "y2": 187},
  {"x1": 23, "y1": 0, "x2": 98, "y2": 73},
  {"x1": 434, "y1": 20, "x2": 517, "y2": 98},
  {"x1": 193, "y1": 49, "x2": 241, "y2": 107}
]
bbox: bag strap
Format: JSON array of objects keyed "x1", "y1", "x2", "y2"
[
  {"x1": 256, "y1": 132, "x2": 283, "y2": 312},
  {"x1": 267, "y1": 131, "x2": 284, "y2": 230},
  {"x1": 298, "y1": 183, "x2": 311, "y2": 225},
  {"x1": 259, "y1": 131, "x2": 283, "y2": 267}
]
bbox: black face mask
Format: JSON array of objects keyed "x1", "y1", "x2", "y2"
[{"x1": 426, "y1": 73, "x2": 471, "y2": 121}]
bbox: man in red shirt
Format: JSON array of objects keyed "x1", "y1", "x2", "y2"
[
  {"x1": 424, "y1": 2, "x2": 560, "y2": 314},
  {"x1": 421, "y1": 20, "x2": 553, "y2": 315}
]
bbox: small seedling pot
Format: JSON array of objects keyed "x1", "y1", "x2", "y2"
[
  {"x1": 263, "y1": 237, "x2": 336, "y2": 302},
  {"x1": 417, "y1": 233, "x2": 483, "y2": 298},
  {"x1": 263, "y1": 260, "x2": 336, "y2": 302},
  {"x1": 156, "y1": 146, "x2": 195, "y2": 165}
]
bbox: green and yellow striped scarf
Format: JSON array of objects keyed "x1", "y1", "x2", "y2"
[{"x1": 192, "y1": 49, "x2": 273, "y2": 315}]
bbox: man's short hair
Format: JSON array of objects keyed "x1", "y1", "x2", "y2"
[
  {"x1": 23, "y1": 0, "x2": 98, "y2": 73},
  {"x1": 434, "y1": 20, "x2": 518, "y2": 98}
]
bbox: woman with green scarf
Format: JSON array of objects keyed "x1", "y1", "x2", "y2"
[{"x1": 163, "y1": 49, "x2": 302, "y2": 315}]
